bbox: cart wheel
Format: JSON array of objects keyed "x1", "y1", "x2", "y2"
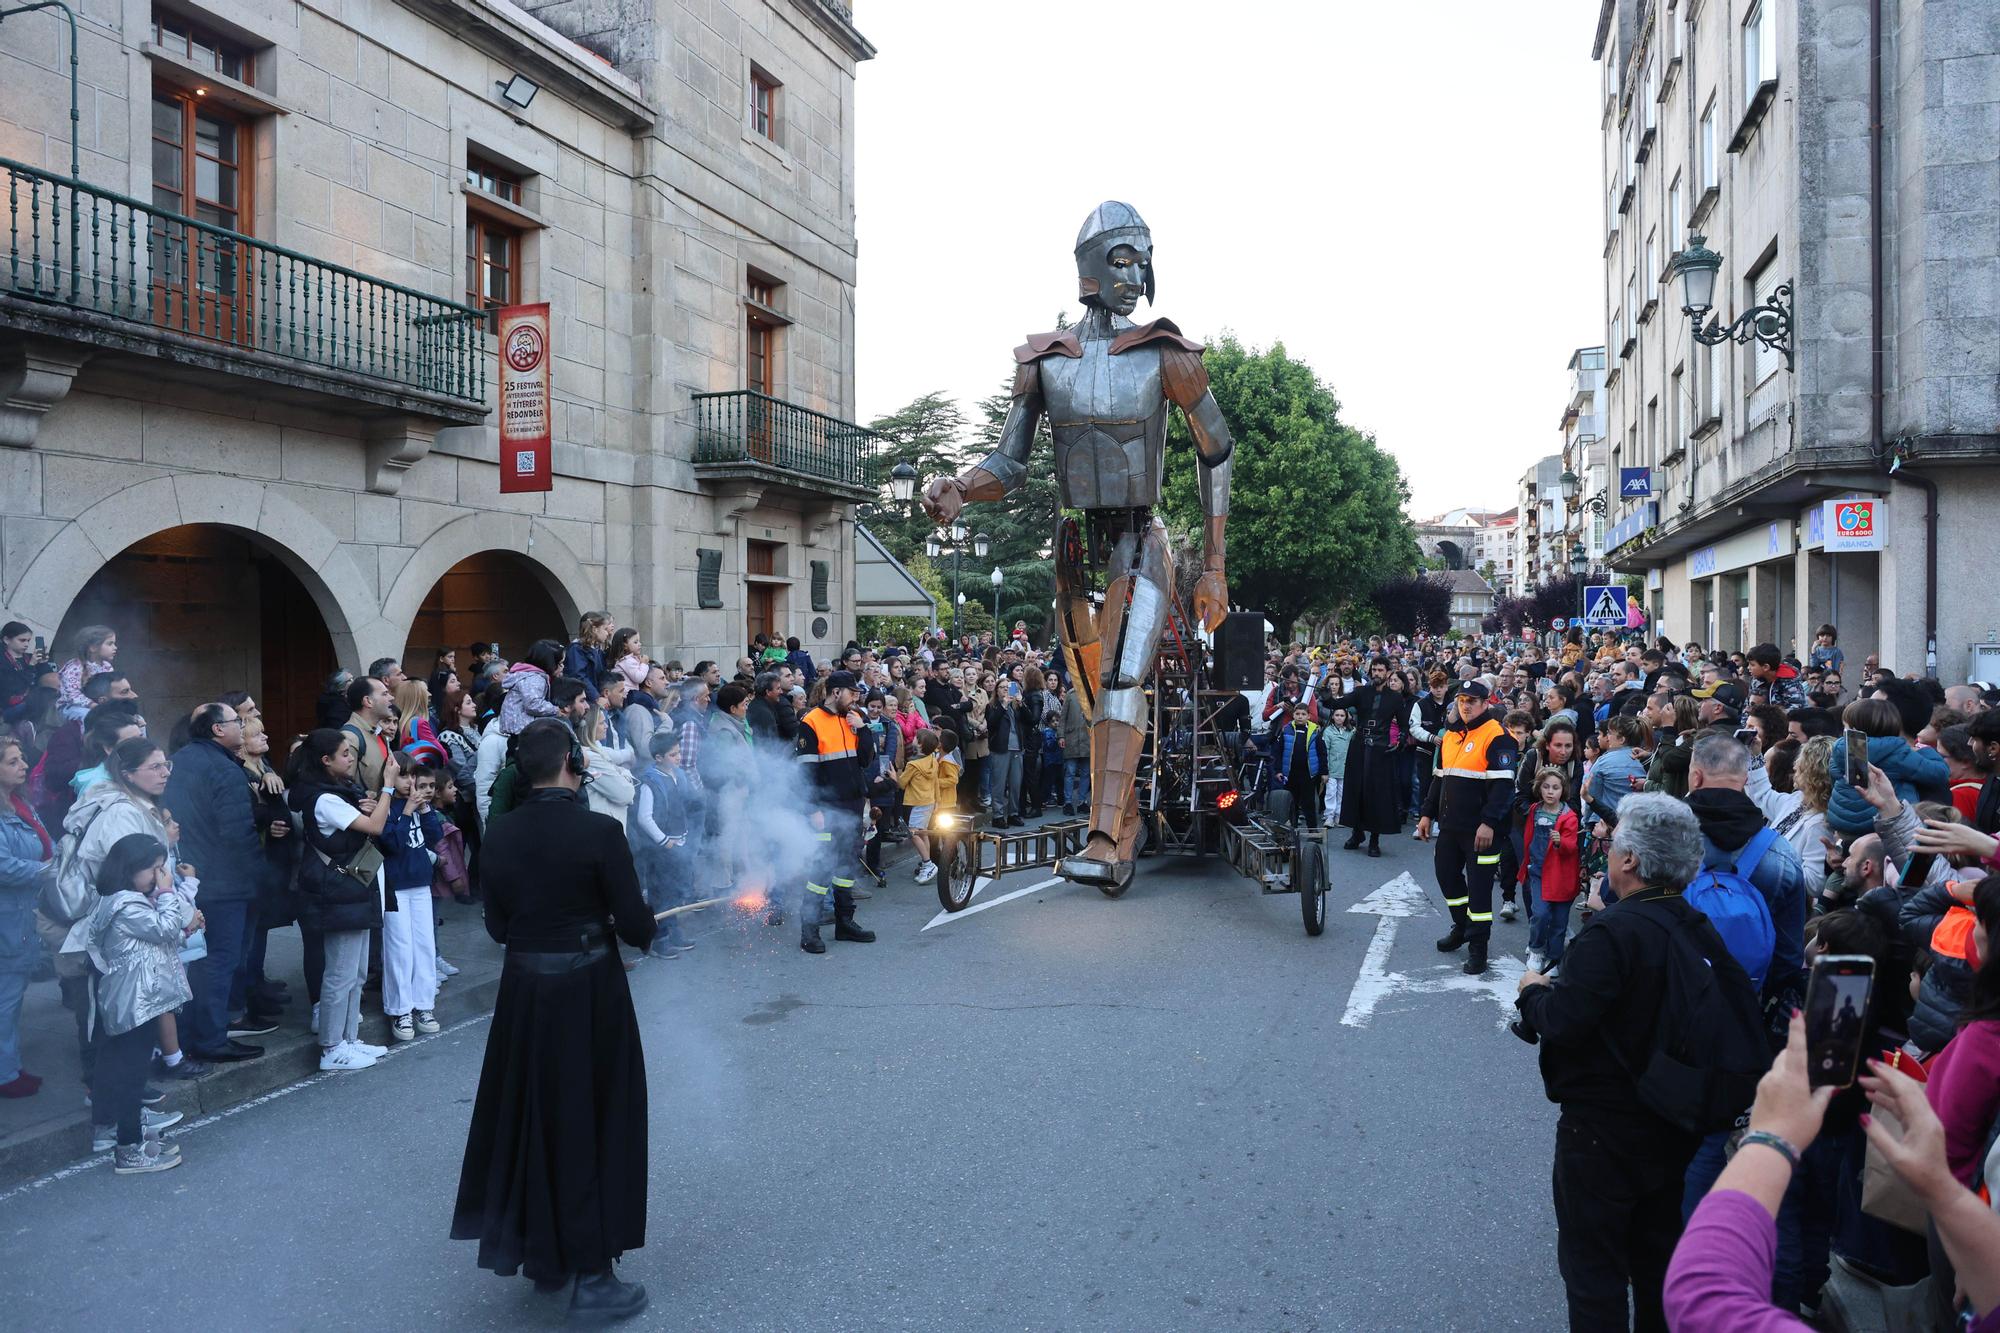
[
  {"x1": 1265, "y1": 788, "x2": 1295, "y2": 828},
  {"x1": 1297, "y1": 835, "x2": 1329, "y2": 937},
  {"x1": 935, "y1": 837, "x2": 977, "y2": 913}
]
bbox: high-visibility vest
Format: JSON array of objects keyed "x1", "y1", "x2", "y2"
[
  {"x1": 800, "y1": 706, "x2": 856, "y2": 762},
  {"x1": 1438, "y1": 717, "x2": 1509, "y2": 781}
]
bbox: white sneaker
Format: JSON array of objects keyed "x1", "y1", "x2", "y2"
[
  {"x1": 915, "y1": 862, "x2": 937, "y2": 884},
  {"x1": 389, "y1": 1013, "x2": 415, "y2": 1043},
  {"x1": 1526, "y1": 950, "x2": 1547, "y2": 973},
  {"x1": 413, "y1": 1009, "x2": 441, "y2": 1035},
  {"x1": 97, "y1": 1107, "x2": 182, "y2": 1149},
  {"x1": 319, "y1": 1043, "x2": 376, "y2": 1072},
  {"x1": 310, "y1": 1001, "x2": 320, "y2": 1031},
  {"x1": 1500, "y1": 900, "x2": 1518, "y2": 922},
  {"x1": 436, "y1": 956, "x2": 460, "y2": 978},
  {"x1": 350, "y1": 1040, "x2": 388, "y2": 1058}
]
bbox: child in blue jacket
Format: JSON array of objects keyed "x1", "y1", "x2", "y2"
[{"x1": 378, "y1": 756, "x2": 443, "y2": 1042}]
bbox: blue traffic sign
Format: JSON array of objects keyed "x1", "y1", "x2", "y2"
[
  {"x1": 1620, "y1": 467, "x2": 1654, "y2": 497},
  {"x1": 1582, "y1": 583, "x2": 1629, "y2": 627}
]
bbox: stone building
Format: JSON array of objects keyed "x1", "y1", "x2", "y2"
[
  {"x1": 1515, "y1": 454, "x2": 1563, "y2": 592},
  {"x1": 1442, "y1": 568, "x2": 1497, "y2": 637},
  {"x1": 1558, "y1": 346, "x2": 1609, "y2": 568},
  {"x1": 1591, "y1": 0, "x2": 1997, "y2": 672},
  {"x1": 0, "y1": 0, "x2": 893, "y2": 733}
]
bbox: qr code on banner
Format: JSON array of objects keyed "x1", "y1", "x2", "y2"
[{"x1": 515, "y1": 450, "x2": 536, "y2": 474}]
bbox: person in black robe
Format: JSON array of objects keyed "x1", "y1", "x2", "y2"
[
  {"x1": 1324, "y1": 656, "x2": 1403, "y2": 855},
  {"x1": 451, "y1": 719, "x2": 656, "y2": 1322}
]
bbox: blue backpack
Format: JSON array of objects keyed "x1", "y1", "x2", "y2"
[{"x1": 1684, "y1": 827, "x2": 1779, "y2": 989}]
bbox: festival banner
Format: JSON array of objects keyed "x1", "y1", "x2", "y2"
[{"x1": 497, "y1": 303, "x2": 553, "y2": 493}]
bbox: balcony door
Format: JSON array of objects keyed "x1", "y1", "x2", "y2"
[
  {"x1": 746, "y1": 278, "x2": 779, "y2": 462},
  {"x1": 151, "y1": 90, "x2": 251, "y2": 343}
]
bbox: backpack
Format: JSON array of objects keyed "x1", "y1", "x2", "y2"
[
  {"x1": 1684, "y1": 826, "x2": 1779, "y2": 990},
  {"x1": 1618, "y1": 895, "x2": 1772, "y2": 1135},
  {"x1": 42, "y1": 798, "x2": 111, "y2": 926}
]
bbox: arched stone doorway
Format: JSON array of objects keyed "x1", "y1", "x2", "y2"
[
  {"x1": 401, "y1": 551, "x2": 570, "y2": 676},
  {"x1": 56, "y1": 526, "x2": 338, "y2": 740}
]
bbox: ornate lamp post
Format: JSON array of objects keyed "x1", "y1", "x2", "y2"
[
  {"x1": 888, "y1": 460, "x2": 918, "y2": 505},
  {"x1": 927, "y1": 526, "x2": 988, "y2": 644},
  {"x1": 990, "y1": 565, "x2": 1004, "y2": 627},
  {"x1": 1674, "y1": 233, "x2": 1794, "y2": 371}
]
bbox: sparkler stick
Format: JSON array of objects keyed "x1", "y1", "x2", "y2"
[{"x1": 652, "y1": 893, "x2": 733, "y2": 921}]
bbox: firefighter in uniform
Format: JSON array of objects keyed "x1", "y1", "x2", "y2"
[
  {"x1": 795, "y1": 670, "x2": 877, "y2": 955},
  {"x1": 1415, "y1": 681, "x2": 1518, "y2": 976}
]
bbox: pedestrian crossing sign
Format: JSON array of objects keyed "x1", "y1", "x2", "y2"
[{"x1": 1582, "y1": 584, "x2": 1628, "y2": 627}]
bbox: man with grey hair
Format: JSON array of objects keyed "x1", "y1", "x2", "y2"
[{"x1": 1514, "y1": 793, "x2": 1708, "y2": 1332}]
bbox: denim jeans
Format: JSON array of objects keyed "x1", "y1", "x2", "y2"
[
  {"x1": 1527, "y1": 882, "x2": 1570, "y2": 966},
  {"x1": 185, "y1": 896, "x2": 251, "y2": 1054},
  {"x1": 0, "y1": 965, "x2": 28, "y2": 1083},
  {"x1": 1064, "y1": 758, "x2": 1090, "y2": 807},
  {"x1": 989, "y1": 749, "x2": 1023, "y2": 820}
]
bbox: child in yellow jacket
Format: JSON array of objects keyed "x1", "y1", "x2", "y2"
[{"x1": 895, "y1": 730, "x2": 960, "y2": 884}]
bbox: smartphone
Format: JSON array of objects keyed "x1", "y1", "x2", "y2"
[
  {"x1": 491, "y1": 642, "x2": 501, "y2": 657},
  {"x1": 1844, "y1": 728, "x2": 1869, "y2": 788},
  {"x1": 1804, "y1": 954, "x2": 1876, "y2": 1089},
  {"x1": 32, "y1": 635, "x2": 45, "y2": 656}
]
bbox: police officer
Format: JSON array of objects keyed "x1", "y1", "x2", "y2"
[
  {"x1": 1416, "y1": 680, "x2": 1518, "y2": 976},
  {"x1": 795, "y1": 670, "x2": 877, "y2": 954}
]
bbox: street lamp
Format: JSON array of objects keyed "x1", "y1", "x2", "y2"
[
  {"x1": 889, "y1": 460, "x2": 918, "y2": 505},
  {"x1": 1570, "y1": 547, "x2": 1589, "y2": 578},
  {"x1": 1558, "y1": 469, "x2": 1578, "y2": 502},
  {"x1": 932, "y1": 526, "x2": 984, "y2": 643},
  {"x1": 925, "y1": 533, "x2": 942, "y2": 559},
  {"x1": 990, "y1": 565, "x2": 1004, "y2": 626},
  {"x1": 1674, "y1": 232, "x2": 1794, "y2": 372},
  {"x1": 950, "y1": 519, "x2": 967, "y2": 545},
  {"x1": 973, "y1": 531, "x2": 990, "y2": 559}
]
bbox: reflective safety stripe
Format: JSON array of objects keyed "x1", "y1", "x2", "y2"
[
  {"x1": 1467, "y1": 911, "x2": 1494, "y2": 922},
  {"x1": 1475, "y1": 854, "x2": 1502, "y2": 866},
  {"x1": 814, "y1": 832, "x2": 833, "y2": 842},
  {"x1": 1438, "y1": 767, "x2": 1513, "y2": 779},
  {"x1": 806, "y1": 882, "x2": 830, "y2": 895},
  {"x1": 1444, "y1": 895, "x2": 1470, "y2": 907},
  {"x1": 797, "y1": 752, "x2": 843, "y2": 764},
  {"x1": 832, "y1": 878, "x2": 854, "y2": 889}
]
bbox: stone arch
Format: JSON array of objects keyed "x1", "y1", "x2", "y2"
[
  {"x1": 10, "y1": 473, "x2": 375, "y2": 666},
  {"x1": 378, "y1": 511, "x2": 597, "y2": 662}
]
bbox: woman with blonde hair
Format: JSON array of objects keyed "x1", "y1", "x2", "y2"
[
  {"x1": 1748, "y1": 733, "x2": 1834, "y2": 901},
  {"x1": 394, "y1": 678, "x2": 446, "y2": 768},
  {"x1": 580, "y1": 703, "x2": 636, "y2": 832}
]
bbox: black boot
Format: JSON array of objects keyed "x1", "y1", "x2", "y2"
[
  {"x1": 567, "y1": 1268, "x2": 647, "y2": 1322},
  {"x1": 1435, "y1": 923, "x2": 1466, "y2": 953},
  {"x1": 1463, "y1": 940, "x2": 1490, "y2": 976},
  {"x1": 1367, "y1": 834, "x2": 1381, "y2": 857},
  {"x1": 1342, "y1": 831, "x2": 1364, "y2": 851},
  {"x1": 833, "y1": 888, "x2": 875, "y2": 943}
]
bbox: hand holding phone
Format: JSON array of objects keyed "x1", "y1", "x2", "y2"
[
  {"x1": 1805, "y1": 954, "x2": 1875, "y2": 1089},
  {"x1": 1843, "y1": 728, "x2": 1870, "y2": 789}
]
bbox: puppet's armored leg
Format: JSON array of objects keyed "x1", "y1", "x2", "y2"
[
  {"x1": 1060, "y1": 519, "x2": 1172, "y2": 890},
  {"x1": 1053, "y1": 516, "x2": 1099, "y2": 723}
]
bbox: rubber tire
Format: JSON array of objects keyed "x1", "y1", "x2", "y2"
[
  {"x1": 1265, "y1": 788, "x2": 1295, "y2": 828},
  {"x1": 935, "y1": 838, "x2": 976, "y2": 913},
  {"x1": 1298, "y1": 834, "x2": 1328, "y2": 937}
]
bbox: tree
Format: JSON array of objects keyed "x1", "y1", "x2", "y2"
[
  {"x1": 866, "y1": 391, "x2": 972, "y2": 568},
  {"x1": 1158, "y1": 336, "x2": 1418, "y2": 641},
  {"x1": 1369, "y1": 572, "x2": 1454, "y2": 638},
  {"x1": 856, "y1": 552, "x2": 949, "y2": 650}
]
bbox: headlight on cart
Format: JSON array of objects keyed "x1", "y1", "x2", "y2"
[{"x1": 934, "y1": 812, "x2": 958, "y2": 830}]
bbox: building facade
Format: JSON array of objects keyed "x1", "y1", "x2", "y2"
[
  {"x1": 0, "y1": 0, "x2": 882, "y2": 732},
  {"x1": 1591, "y1": 0, "x2": 1997, "y2": 673},
  {"x1": 1559, "y1": 345, "x2": 1609, "y2": 567},
  {"x1": 1516, "y1": 454, "x2": 1563, "y2": 593},
  {"x1": 1443, "y1": 568, "x2": 1497, "y2": 636}
]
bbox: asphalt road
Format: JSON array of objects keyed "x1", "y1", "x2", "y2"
[{"x1": 0, "y1": 824, "x2": 1564, "y2": 1332}]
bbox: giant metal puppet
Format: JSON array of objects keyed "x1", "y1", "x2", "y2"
[{"x1": 923, "y1": 202, "x2": 1233, "y2": 890}]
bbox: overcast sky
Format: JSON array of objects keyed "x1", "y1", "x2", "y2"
[{"x1": 852, "y1": 0, "x2": 1604, "y2": 520}]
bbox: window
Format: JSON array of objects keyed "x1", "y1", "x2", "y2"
[
  {"x1": 1646, "y1": 397, "x2": 1659, "y2": 467},
  {"x1": 465, "y1": 156, "x2": 519, "y2": 204},
  {"x1": 1625, "y1": 274, "x2": 1638, "y2": 339},
  {"x1": 1699, "y1": 98, "x2": 1718, "y2": 190},
  {"x1": 464, "y1": 157, "x2": 525, "y2": 330},
  {"x1": 1667, "y1": 175, "x2": 1684, "y2": 255},
  {"x1": 151, "y1": 12, "x2": 252, "y2": 83},
  {"x1": 1743, "y1": 1, "x2": 1776, "y2": 105},
  {"x1": 1702, "y1": 337, "x2": 1723, "y2": 422},
  {"x1": 1673, "y1": 8, "x2": 1684, "y2": 59},
  {"x1": 749, "y1": 69, "x2": 778, "y2": 142},
  {"x1": 1643, "y1": 54, "x2": 1658, "y2": 131},
  {"x1": 150, "y1": 88, "x2": 250, "y2": 334},
  {"x1": 745, "y1": 275, "x2": 783, "y2": 408},
  {"x1": 1644, "y1": 231, "x2": 1659, "y2": 305},
  {"x1": 1668, "y1": 366, "x2": 1685, "y2": 455}
]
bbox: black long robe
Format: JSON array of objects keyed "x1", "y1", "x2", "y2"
[
  {"x1": 1325, "y1": 682, "x2": 1404, "y2": 834},
  {"x1": 451, "y1": 787, "x2": 656, "y2": 1283}
]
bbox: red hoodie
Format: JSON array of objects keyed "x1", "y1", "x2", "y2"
[{"x1": 1518, "y1": 804, "x2": 1582, "y2": 902}]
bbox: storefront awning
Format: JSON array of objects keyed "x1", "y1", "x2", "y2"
[{"x1": 855, "y1": 524, "x2": 935, "y2": 618}]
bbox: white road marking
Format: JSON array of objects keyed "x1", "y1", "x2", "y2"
[
  {"x1": 922, "y1": 876, "x2": 1069, "y2": 930},
  {"x1": 1342, "y1": 871, "x2": 1526, "y2": 1031},
  {"x1": 0, "y1": 1009, "x2": 495, "y2": 1204}
]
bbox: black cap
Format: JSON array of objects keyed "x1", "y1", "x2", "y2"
[
  {"x1": 1455, "y1": 681, "x2": 1491, "y2": 701},
  {"x1": 825, "y1": 670, "x2": 859, "y2": 692},
  {"x1": 1694, "y1": 681, "x2": 1745, "y2": 708}
]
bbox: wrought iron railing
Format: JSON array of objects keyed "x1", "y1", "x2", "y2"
[
  {"x1": 691, "y1": 389, "x2": 881, "y2": 489},
  {"x1": 3, "y1": 157, "x2": 486, "y2": 404}
]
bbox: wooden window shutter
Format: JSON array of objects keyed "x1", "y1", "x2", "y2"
[
  {"x1": 810, "y1": 560, "x2": 830, "y2": 612},
  {"x1": 696, "y1": 548, "x2": 724, "y2": 609}
]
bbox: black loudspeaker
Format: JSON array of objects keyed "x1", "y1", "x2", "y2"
[{"x1": 1211, "y1": 611, "x2": 1266, "y2": 690}]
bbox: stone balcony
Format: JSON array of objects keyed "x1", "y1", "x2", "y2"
[
  {"x1": 1, "y1": 157, "x2": 488, "y2": 474},
  {"x1": 690, "y1": 389, "x2": 881, "y2": 507}
]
